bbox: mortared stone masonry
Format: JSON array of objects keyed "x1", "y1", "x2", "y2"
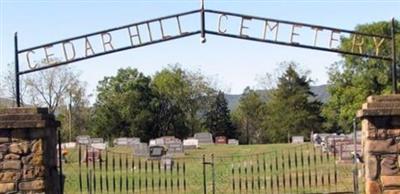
[
  {"x1": 357, "y1": 95, "x2": 400, "y2": 194},
  {"x1": 0, "y1": 108, "x2": 60, "y2": 194}
]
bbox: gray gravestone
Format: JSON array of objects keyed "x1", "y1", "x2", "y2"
[
  {"x1": 194, "y1": 132, "x2": 213, "y2": 144},
  {"x1": 127, "y1": 137, "x2": 140, "y2": 145},
  {"x1": 133, "y1": 143, "x2": 149, "y2": 156}
]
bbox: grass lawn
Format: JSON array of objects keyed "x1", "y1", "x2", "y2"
[{"x1": 62, "y1": 143, "x2": 361, "y2": 194}]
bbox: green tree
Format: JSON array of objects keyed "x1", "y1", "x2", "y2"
[
  {"x1": 323, "y1": 20, "x2": 400, "y2": 133},
  {"x1": 232, "y1": 87, "x2": 264, "y2": 144},
  {"x1": 90, "y1": 68, "x2": 157, "y2": 142},
  {"x1": 204, "y1": 91, "x2": 236, "y2": 138},
  {"x1": 152, "y1": 65, "x2": 215, "y2": 138},
  {"x1": 263, "y1": 63, "x2": 323, "y2": 143}
]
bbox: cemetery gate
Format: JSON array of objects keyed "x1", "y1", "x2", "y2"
[
  {"x1": 63, "y1": 142, "x2": 362, "y2": 194},
  {"x1": 7, "y1": 0, "x2": 398, "y2": 193}
]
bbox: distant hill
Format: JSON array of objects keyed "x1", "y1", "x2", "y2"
[{"x1": 225, "y1": 84, "x2": 329, "y2": 111}]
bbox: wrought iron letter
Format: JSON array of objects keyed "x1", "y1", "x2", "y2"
[
  {"x1": 176, "y1": 16, "x2": 188, "y2": 35},
  {"x1": 146, "y1": 22, "x2": 153, "y2": 42},
  {"x1": 159, "y1": 20, "x2": 171, "y2": 40},
  {"x1": 101, "y1": 32, "x2": 115, "y2": 51},
  {"x1": 372, "y1": 37, "x2": 385, "y2": 56},
  {"x1": 44, "y1": 45, "x2": 55, "y2": 65},
  {"x1": 290, "y1": 24, "x2": 302, "y2": 44},
  {"x1": 128, "y1": 25, "x2": 142, "y2": 46},
  {"x1": 218, "y1": 14, "x2": 228, "y2": 34},
  {"x1": 329, "y1": 30, "x2": 340, "y2": 49},
  {"x1": 263, "y1": 21, "x2": 279, "y2": 41},
  {"x1": 85, "y1": 37, "x2": 95, "y2": 57},
  {"x1": 240, "y1": 17, "x2": 251, "y2": 38},
  {"x1": 311, "y1": 27, "x2": 323, "y2": 46},
  {"x1": 62, "y1": 41, "x2": 76, "y2": 62},
  {"x1": 26, "y1": 50, "x2": 38, "y2": 69},
  {"x1": 351, "y1": 35, "x2": 365, "y2": 54}
]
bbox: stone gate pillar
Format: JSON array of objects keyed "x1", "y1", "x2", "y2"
[
  {"x1": 357, "y1": 95, "x2": 400, "y2": 194},
  {"x1": 0, "y1": 107, "x2": 60, "y2": 194}
]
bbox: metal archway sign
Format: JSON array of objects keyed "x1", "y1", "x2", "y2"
[{"x1": 13, "y1": 1, "x2": 397, "y2": 107}]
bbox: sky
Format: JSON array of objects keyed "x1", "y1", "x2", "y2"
[{"x1": 1, "y1": 0, "x2": 399, "y2": 103}]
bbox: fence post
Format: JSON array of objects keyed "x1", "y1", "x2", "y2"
[
  {"x1": 203, "y1": 154, "x2": 207, "y2": 194},
  {"x1": 353, "y1": 118, "x2": 359, "y2": 194},
  {"x1": 211, "y1": 154, "x2": 215, "y2": 194}
]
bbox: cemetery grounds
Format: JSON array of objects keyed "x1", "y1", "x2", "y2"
[{"x1": 62, "y1": 143, "x2": 362, "y2": 194}]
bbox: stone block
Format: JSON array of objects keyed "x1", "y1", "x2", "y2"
[
  {"x1": 365, "y1": 139, "x2": 399, "y2": 154},
  {"x1": 31, "y1": 153, "x2": 43, "y2": 166},
  {"x1": 31, "y1": 139, "x2": 42, "y2": 154},
  {"x1": 383, "y1": 190, "x2": 400, "y2": 194},
  {"x1": 1, "y1": 160, "x2": 21, "y2": 170},
  {"x1": 381, "y1": 176, "x2": 400, "y2": 188},
  {"x1": 367, "y1": 95, "x2": 400, "y2": 103},
  {"x1": 0, "y1": 182, "x2": 15, "y2": 193},
  {"x1": 5, "y1": 153, "x2": 20, "y2": 160},
  {"x1": 9, "y1": 142, "x2": 30, "y2": 154},
  {"x1": 366, "y1": 180, "x2": 382, "y2": 194},
  {"x1": 18, "y1": 179, "x2": 45, "y2": 191},
  {"x1": 0, "y1": 171, "x2": 21, "y2": 182},
  {"x1": 22, "y1": 166, "x2": 45, "y2": 179},
  {"x1": 381, "y1": 155, "x2": 400, "y2": 176}
]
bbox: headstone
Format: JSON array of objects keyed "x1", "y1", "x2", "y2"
[
  {"x1": 215, "y1": 136, "x2": 227, "y2": 144},
  {"x1": 91, "y1": 142, "x2": 107, "y2": 150},
  {"x1": 228, "y1": 139, "x2": 239, "y2": 145},
  {"x1": 132, "y1": 143, "x2": 149, "y2": 156},
  {"x1": 127, "y1": 137, "x2": 140, "y2": 145},
  {"x1": 77, "y1": 135, "x2": 91, "y2": 145},
  {"x1": 194, "y1": 132, "x2": 213, "y2": 144},
  {"x1": 149, "y1": 139, "x2": 156, "y2": 146},
  {"x1": 291, "y1": 136, "x2": 304, "y2": 144},
  {"x1": 114, "y1": 137, "x2": 128, "y2": 145},
  {"x1": 149, "y1": 145, "x2": 167, "y2": 159},
  {"x1": 91, "y1": 138, "x2": 104, "y2": 144},
  {"x1": 183, "y1": 138, "x2": 199, "y2": 149},
  {"x1": 61, "y1": 142, "x2": 76, "y2": 149}
]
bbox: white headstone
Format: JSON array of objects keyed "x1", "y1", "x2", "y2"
[
  {"x1": 291, "y1": 136, "x2": 304, "y2": 144},
  {"x1": 149, "y1": 139, "x2": 156, "y2": 146},
  {"x1": 76, "y1": 135, "x2": 91, "y2": 145},
  {"x1": 127, "y1": 137, "x2": 140, "y2": 145},
  {"x1": 91, "y1": 138, "x2": 104, "y2": 144},
  {"x1": 183, "y1": 138, "x2": 199, "y2": 149},
  {"x1": 62, "y1": 142, "x2": 76, "y2": 149},
  {"x1": 228, "y1": 139, "x2": 239, "y2": 145},
  {"x1": 91, "y1": 143, "x2": 107, "y2": 150},
  {"x1": 114, "y1": 137, "x2": 128, "y2": 145}
]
